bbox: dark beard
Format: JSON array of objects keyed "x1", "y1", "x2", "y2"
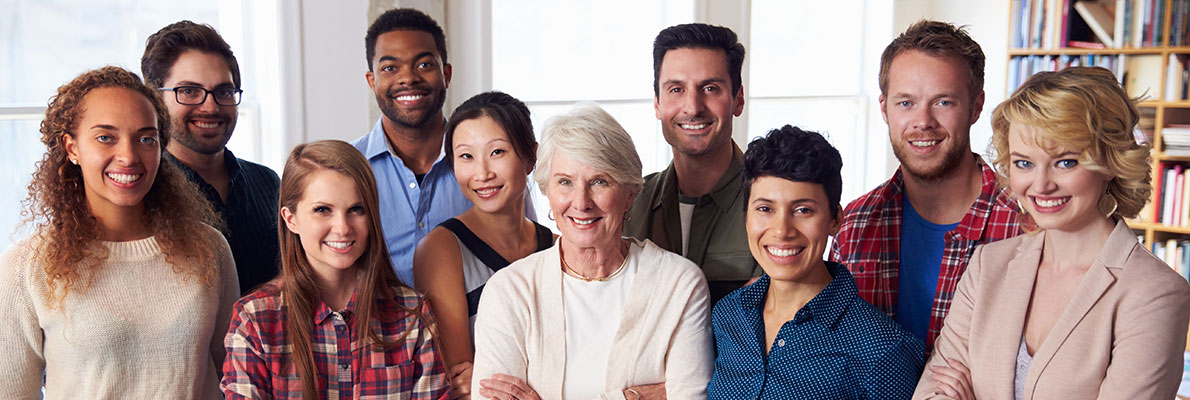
[{"x1": 377, "y1": 87, "x2": 447, "y2": 129}]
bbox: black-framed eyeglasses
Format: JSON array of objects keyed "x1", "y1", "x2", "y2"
[{"x1": 158, "y1": 86, "x2": 243, "y2": 106}]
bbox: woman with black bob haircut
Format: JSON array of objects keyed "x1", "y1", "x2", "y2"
[{"x1": 707, "y1": 125, "x2": 924, "y2": 399}]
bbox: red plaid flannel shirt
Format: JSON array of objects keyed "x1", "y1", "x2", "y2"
[
  {"x1": 830, "y1": 155, "x2": 1021, "y2": 354},
  {"x1": 222, "y1": 284, "x2": 448, "y2": 399}
]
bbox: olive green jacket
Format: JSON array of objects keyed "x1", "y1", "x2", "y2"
[{"x1": 624, "y1": 145, "x2": 761, "y2": 304}]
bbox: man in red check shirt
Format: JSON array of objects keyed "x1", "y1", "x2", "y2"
[{"x1": 831, "y1": 20, "x2": 1022, "y2": 355}]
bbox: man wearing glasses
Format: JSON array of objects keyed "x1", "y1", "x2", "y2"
[{"x1": 142, "y1": 20, "x2": 281, "y2": 295}]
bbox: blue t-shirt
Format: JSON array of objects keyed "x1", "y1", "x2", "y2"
[
  {"x1": 707, "y1": 262, "x2": 924, "y2": 399},
  {"x1": 897, "y1": 195, "x2": 959, "y2": 343}
]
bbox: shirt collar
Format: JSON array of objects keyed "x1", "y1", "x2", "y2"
[
  {"x1": 887, "y1": 154, "x2": 1015, "y2": 241},
  {"x1": 360, "y1": 118, "x2": 448, "y2": 165},
  {"x1": 312, "y1": 290, "x2": 358, "y2": 325},
  {"x1": 740, "y1": 261, "x2": 856, "y2": 330},
  {"x1": 163, "y1": 148, "x2": 243, "y2": 181},
  {"x1": 651, "y1": 143, "x2": 745, "y2": 210}
]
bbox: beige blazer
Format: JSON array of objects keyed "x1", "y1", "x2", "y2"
[
  {"x1": 470, "y1": 238, "x2": 713, "y2": 399},
  {"x1": 914, "y1": 220, "x2": 1190, "y2": 399}
]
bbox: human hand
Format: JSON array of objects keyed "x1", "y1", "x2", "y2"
[
  {"x1": 624, "y1": 382, "x2": 666, "y2": 400},
  {"x1": 478, "y1": 373, "x2": 540, "y2": 400},
  {"x1": 449, "y1": 362, "x2": 473, "y2": 400},
  {"x1": 929, "y1": 359, "x2": 973, "y2": 400}
]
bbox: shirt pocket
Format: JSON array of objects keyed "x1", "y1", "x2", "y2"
[{"x1": 359, "y1": 361, "x2": 415, "y2": 399}]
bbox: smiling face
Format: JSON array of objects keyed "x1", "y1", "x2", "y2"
[
  {"x1": 746, "y1": 176, "x2": 840, "y2": 283},
  {"x1": 1008, "y1": 123, "x2": 1112, "y2": 233},
  {"x1": 881, "y1": 50, "x2": 984, "y2": 181},
  {"x1": 63, "y1": 86, "x2": 162, "y2": 221},
  {"x1": 366, "y1": 30, "x2": 452, "y2": 131},
  {"x1": 546, "y1": 152, "x2": 635, "y2": 251},
  {"x1": 282, "y1": 169, "x2": 371, "y2": 280},
  {"x1": 654, "y1": 47, "x2": 744, "y2": 158},
  {"x1": 451, "y1": 115, "x2": 531, "y2": 213},
  {"x1": 162, "y1": 50, "x2": 238, "y2": 155}
]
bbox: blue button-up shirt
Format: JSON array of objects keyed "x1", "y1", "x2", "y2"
[
  {"x1": 352, "y1": 119, "x2": 472, "y2": 286},
  {"x1": 352, "y1": 119, "x2": 535, "y2": 287},
  {"x1": 708, "y1": 262, "x2": 924, "y2": 399}
]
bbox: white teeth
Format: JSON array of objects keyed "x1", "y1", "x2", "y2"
[
  {"x1": 571, "y1": 217, "x2": 596, "y2": 225},
  {"x1": 1034, "y1": 197, "x2": 1069, "y2": 207},
  {"x1": 106, "y1": 173, "x2": 142, "y2": 184},
  {"x1": 910, "y1": 140, "x2": 940, "y2": 147},
  {"x1": 324, "y1": 241, "x2": 352, "y2": 250},
  {"x1": 193, "y1": 121, "x2": 219, "y2": 129},
  {"x1": 395, "y1": 94, "x2": 424, "y2": 101},
  {"x1": 476, "y1": 188, "x2": 498, "y2": 196},
  {"x1": 766, "y1": 246, "x2": 803, "y2": 257},
  {"x1": 679, "y1": 123, "x2": 710, "y2": 130}
]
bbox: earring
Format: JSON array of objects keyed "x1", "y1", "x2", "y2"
[
  {"x1": 623, "y1": 213, "x2": 631, "y2": 222},
  {"x1": 548, "y1": 210, "x2": 555, "y2": 221},
  {"x1": 1100, "y1": 191, "x2": 1118, "y2": 219},
  {"x1": 1015, "y1": 199, "x2": 1028, "y2": 216},
  {"x1": 69, "y1": 158, "x2": 78, "y2": 165}
]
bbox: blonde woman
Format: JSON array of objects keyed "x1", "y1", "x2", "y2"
[{"x1": 914, "y1": 67, "x2": 1190, "y2": 399}]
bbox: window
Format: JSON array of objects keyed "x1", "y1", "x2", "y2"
[
  {"x1": 491, "y1": 0, "x2": 694, "y2": 225},
  {"x1": 0, "y1": 0, "x2": 282, "y2": 246}
]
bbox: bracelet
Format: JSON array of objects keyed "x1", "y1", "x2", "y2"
[{"x1": 626, "y1": 388, "x2": 642, "y2": 400}]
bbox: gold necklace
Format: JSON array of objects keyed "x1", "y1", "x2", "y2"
[{"x1": 561, "y1": 252, "x2": 629, "y2": 282}]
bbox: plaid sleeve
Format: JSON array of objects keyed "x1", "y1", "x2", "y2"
[
  {"x1": 409, "y1": 296, "x2": 449, "y2": 400},
  {"x1": 222, "y1": 298, "x2": 273, "y2": 399}
]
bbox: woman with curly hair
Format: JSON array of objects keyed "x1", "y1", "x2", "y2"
[
  {"x1": 222, "y1": 140, "x2": 447, "y2": 399},
  {"x1": 914, "y1": 67, "x2": 1190, "y2": 399},
  {"x1": 0, "y1": 66, "x2": 238, "y2": 399}
]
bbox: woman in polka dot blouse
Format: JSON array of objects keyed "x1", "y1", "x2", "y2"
[{"x1": 707, "y1": 125, "x2": 925, "y2": 399}]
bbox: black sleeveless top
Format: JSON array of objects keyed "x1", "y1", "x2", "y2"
[{"x1": 438, "y1": 218, "x2": 554, "y2": 316}]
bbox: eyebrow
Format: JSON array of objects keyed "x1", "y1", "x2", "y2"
[
  {"x1": 662, "y1": 77, "x2": 727, "y2": 87},
  {"x1": 89, "y1": 124, "x2": 159, "y2": 134},
  {"x1": 378, "y1": 51, "x2": 436, "y2": 64},
  {"x1": 173, "y1": 80, "x2": 234, "y2": 88},
  {"x1": 751, "y1": 197, "x2": 817, "y2": 204}
]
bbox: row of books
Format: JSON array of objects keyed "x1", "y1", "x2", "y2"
[
  {"x1": 1154, "y1": 162, "x2": 1190, "y2": 226},
  {"x1": 1164, "y1": 125, "x2": 1190, "y2": 155},
  {"x1": 1007, "y1": 54, "x2": 1124, "y2": 91},
  {"x1": 1150, "y1": 238, "x2": 1190, "y2": 281},
  {"x1": 1010, "y1": 0, "x2": 1173, "y2": 49},
  {"x1": 1166, "y1": 55, "x2": 1190, "y2": 101}
]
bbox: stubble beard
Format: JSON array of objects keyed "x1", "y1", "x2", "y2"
[
  {"x1": 893, "y1": 130, "x2": 971, "y2": 183},
  {"x1": 171, "y1": 115, "x2": 235, "y2": 155},
  {"x1": 378, "y1": 87, "x2": 447, "y2": 130}
]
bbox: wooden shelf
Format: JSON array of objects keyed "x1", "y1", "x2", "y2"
[
  {"x1": 1007, "y1": 47, "x2": 1165, "y2": 56},
  {"x1": 1127, "y1": 220, "x2": 1190, "y2": 234}
]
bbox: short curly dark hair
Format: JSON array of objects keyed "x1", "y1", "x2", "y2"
[
  {"x1": 743, "y1": 125, "x2": 844, "y2": 217},
  {"x1": 365, "y1": 8, "x2": 447, "y2": 71}
]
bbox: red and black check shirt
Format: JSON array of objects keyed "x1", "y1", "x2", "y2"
[
  {"x1": 222, "y1": 284, "x2": 448, "y2": 399},
  {"x1": 830, "y1": 155, "x2": 1022, "y2": 354}
]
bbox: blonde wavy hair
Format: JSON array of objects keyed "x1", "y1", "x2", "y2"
[
  {"x1": 990, "y1": 66, "x2": 1151, "y2": 224},
  {"x1": 21, "y1": 66, "x2": 220, "y2": 306}
]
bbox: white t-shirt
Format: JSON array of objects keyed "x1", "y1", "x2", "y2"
[
  {"x1": 678, "y1": 201, "x2": 695, "y2": 256},
  {"x1": 560, "y1": 244, "x2": 640, "y2": 399}
]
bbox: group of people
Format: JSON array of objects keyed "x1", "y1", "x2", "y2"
[{"x1": 1, "y1": 6, "x2": 1187, "y2": 400}]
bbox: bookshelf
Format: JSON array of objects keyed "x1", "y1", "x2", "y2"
[{"x1": 1007, "y1": 0, "x2": 1190, "y2": 355}]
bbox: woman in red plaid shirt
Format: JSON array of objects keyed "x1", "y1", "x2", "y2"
[{"x1": 221, "y1": 140, "x2": 448, "y2": 399}]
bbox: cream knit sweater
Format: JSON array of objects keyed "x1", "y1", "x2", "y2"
[{"x1": 0, "y1": 227, "x2": 239, "y2": 399}]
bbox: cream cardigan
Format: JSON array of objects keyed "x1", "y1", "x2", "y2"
[{"x1": 471, "y1": 238, "x2": 713, "y2": 399}]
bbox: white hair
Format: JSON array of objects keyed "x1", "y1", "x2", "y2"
[{"x1": 534, "y1": 102, "x2": 644, "y2": 195}]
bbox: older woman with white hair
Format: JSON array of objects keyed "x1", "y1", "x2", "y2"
[{"x1": 471, "y1": 104, "x2": 714, "y2": 400}]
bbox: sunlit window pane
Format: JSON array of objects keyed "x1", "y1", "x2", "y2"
[
  {"x1": 749, "y1": 0, "x2": 864, "y2": 97},
  {"x1": 492, "y1": 0, "x2": 694, "y2": 102}
]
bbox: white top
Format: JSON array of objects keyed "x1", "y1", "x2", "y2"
[
  {"x1": 561, "y1": 247, "x2": 639, "y2": 399},
  {"x1": 471, "y1": 238, "x2": 713, "y2": 400},
  {"x1": 1014, "y1": 337, "x2": 1033, "y2": 400},
  {"x1": 456, "y1": 236, "x2": 495, "y2": 332},
  {"x1": 0, "y1": 229, "x2": 239, "y2": 400},
  {"x1": 678, "y1": 202, "x2": 694, "y2": 256}
]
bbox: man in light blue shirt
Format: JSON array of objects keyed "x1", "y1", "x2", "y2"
[
  {"x1": 352, "y1": 9, "x2": 466, "y2": 286},
  {"x1": 354, "y1": 9, "x2": 531, "y2": 286}
]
